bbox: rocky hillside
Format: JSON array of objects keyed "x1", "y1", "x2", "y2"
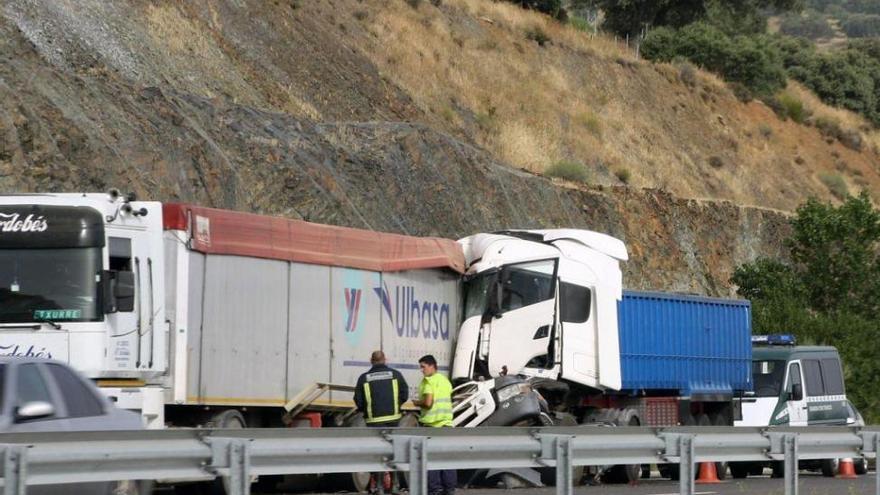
[{"x1": 0, "y1": 0, "x2": 855, "y2": 295}]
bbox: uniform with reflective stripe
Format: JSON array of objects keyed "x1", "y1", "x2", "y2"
[
  {"x1": 418, "y1": 373, "x2": 453, "y2": 427},
  {"x1": 354, "y1": 365, "x2": 408, "y2": 425}
]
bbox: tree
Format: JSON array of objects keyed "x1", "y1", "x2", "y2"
[
  {"x1": 594, "y1": 0, "x2": 803, "y2": 36},
  {"x1": 731, "y1": 193, "x2": 880, "y2": 422}
]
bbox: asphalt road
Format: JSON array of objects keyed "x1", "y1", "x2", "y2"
[{"x1": 233, "y1": 472, "x2": 877, "y2": 495}]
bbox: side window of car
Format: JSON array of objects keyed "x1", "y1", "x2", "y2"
[
  {"x1": 16, "y1": 364, "x2": 54, "y2": 409},
  {"x1": 44, "y1": 364, "x2": 104, "y2": 418}
]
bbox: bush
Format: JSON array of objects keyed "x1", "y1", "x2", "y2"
[
  {"x1": 525, "y1": 26, "x2": 551, "y2": 46},
  {"x1": 777, "y1": 92, "x2": 810, "y2": 123},
  {"x1": 545, "y1": 160, "x2": 589, "y2": 182},
  {"x1": 819, "y1": 172, "x2": 849, "y2": 199},
  {"x1": 759, "y1": 123, "x2": 774, "y2": 138},
  {"x1": 579, "y1": 112, "x2": 602, "y2": 137},
  {"x1": 568, "y1": 15, "x2": 592, "y2": 33},
  {"x1": 614, "y1": 168, "x2": 631, "y2": 183},
  {"x1": 779, "y1": 11, "x2": 835, "y2": 39},
  {"x1": 841, "y1": 14, "x2": 880, "y2": 38},
  {"x1": 505, "y1": 0, "x2": 565, "y2": 20},
  {"x1": 642, "y1": 23, "x2": 787, "y2": 97}
]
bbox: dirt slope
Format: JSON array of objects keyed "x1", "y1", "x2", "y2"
[{"x1": 0, "y1": 0, "x2": 838, "y2": 295}]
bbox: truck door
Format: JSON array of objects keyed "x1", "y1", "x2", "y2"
[
  {"x1": 785, "y1": 361, "x2": 808, "y2": 426},
  {"x1": 486, "y1": 259, "x2": 557, "y2": 377}
]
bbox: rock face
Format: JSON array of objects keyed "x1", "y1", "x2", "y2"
[{"x1": 0, "y1": 0, "x2": 792, "y2": 296}]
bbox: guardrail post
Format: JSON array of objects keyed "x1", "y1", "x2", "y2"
[
  {"x1": 228, "y1": 439, "x2": 251, "y2": 495},
  {"x1": 408, "y1": 436, "x2": 427, "y2": 495},
  {"x1": 555, "y1": 436, "x2": 573, "y2": 495},
  {"x1": 783, "y1": 433, "x2": 798, "y2": 495},
  {"x1": 2, "y1": 445, "x2": 26, "y2": 495},
  {"x1": 679, "y1": 435, "x2": 694, "y2": 495}
]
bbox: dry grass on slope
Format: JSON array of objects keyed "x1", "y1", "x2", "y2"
[{"x1": 345, "y1": 0, "x2": 880, "y2": 210}]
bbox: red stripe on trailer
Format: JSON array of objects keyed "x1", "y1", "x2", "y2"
[{"x1": 161, "y1": 203, "x2": 465, "y2": 273}]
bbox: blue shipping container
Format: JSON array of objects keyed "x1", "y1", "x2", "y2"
[{"x1": 617, "y1": 291, "x2": 752, "y2": 396}]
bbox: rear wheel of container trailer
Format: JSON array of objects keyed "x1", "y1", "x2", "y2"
[
  {"x1": 323, "y1": 414, "x2": 372, "y2": 493},
  {"x1": 598, "y1": 409, "x2": 642, "y2": 484},
  {"x1": 706, "y1": 413, "x2": 728, "y2": 480},
  {"x1": 665, "y1": 413, "x2": 695, "y2": 481},
  {"x1": 173, "y1": 410, "x2": 248, "y2": 495}
]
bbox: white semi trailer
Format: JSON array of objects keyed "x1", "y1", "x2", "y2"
[{"x1": 0, "y1": 192, "x2": 462, "y2": 432}]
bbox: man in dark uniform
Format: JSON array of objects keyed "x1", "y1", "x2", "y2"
[{"x1": 354, "y1": 350, "x2": 408, "y2": 495}]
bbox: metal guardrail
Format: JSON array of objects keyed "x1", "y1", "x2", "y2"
[{"x1": 0, "y1": 426, "x2": 878, "y2": 495}]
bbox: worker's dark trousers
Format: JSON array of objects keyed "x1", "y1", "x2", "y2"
[
  {"x1": 426, "y1": 425, "x2": 456, "y2": 495},
  {"x1": 368, "y1": 420, "x2": 400, "y2": 494},
  {"x1": 427, "y1": 469, "x2": 456, "y2": 495}
]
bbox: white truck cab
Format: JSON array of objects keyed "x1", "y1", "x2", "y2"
[{"x1": 453, "y1": 230, "x2": 628, "y2": 390}]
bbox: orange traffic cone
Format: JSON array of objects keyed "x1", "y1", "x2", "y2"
[
  {"x1": 838, "y1": 458, "x2": 858, "y2": 479},
  {"x1": 696, "y1": 462, "x2": 721, "y2": 484}
]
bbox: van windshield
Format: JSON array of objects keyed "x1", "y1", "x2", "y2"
[{"x1": 752, "y1": 360, "x2": 786, "y2": 397}]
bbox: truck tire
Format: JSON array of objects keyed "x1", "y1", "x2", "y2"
[
  {"x1": 207, "y1": 410, "x2": 248, "y2": 495},
  {"x1": 667, "y1": 413, "x2": 695, "y2": 481},
  {"x1": 821, "y1": 458, "x2": 839, "y2": 478},
  {"x1": 599, "y1": 409, "x2": 642, "y2": 484},
  {"x1": 854, "y1": 458, "x2": 868, "y2": 475},
  {"x1": 537, "y1": 413, "x2": 585, "y2": 486},
  {"x1": 729, "y1": 462, "x2": 750, "y2": 479},
  {"x1": 710, "y1": 412, "x2": 729, "y2": 480},
  {"x1": 324, "y1": 414, "x2": 372, "y2": 492}
]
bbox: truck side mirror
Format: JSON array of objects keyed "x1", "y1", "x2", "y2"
[
  {"x1": 791, "y1": 383, "x2": 803, "y2": 402},
  {"x1": 114, "y1": 270, "x2": 136, "y2": 313},
  {"x1": 102, "y1": 270, "x2": 136, "y2": 314}
]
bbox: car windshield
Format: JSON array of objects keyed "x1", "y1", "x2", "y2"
[
  {"x1": 752, "y1": 359, "x2": 786, "y2": 397},
  {"x1": 0, "y1": 248, "x2": 102, "y2": 323},
  {"x1": 463, "y1": 271, "x2": 496, "y2": 321}
]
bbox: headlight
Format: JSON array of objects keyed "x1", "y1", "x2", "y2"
[{"x1": 495, "y1": 382, "x2": 531, "y2": 403}]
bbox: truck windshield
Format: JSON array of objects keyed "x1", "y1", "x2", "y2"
[
  {"x1": 463, "y1": 272, "x2": 496, "y2": 320},
  {"x1": 752, "y1": 360, "x2": 786, "y2": 397},
  {"x1": 0, "y1": 248, "x2": 102, "y2": 323}
]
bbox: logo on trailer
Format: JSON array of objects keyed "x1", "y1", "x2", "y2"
[
  {"x1": 344, "y1": 288, "x2": 362, "y2": 333},
  {"x1": 0, "y1": 213, "x2": 48, "y2": 233},
  {"x1": 0, "y1": 344, "x2": 53, "y2": 359},
  {"x1": 374, "y1": 282, "x2": 450, "y2": 341}
]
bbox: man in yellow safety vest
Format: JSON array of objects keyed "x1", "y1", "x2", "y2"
[{"x1": 413, "y1": 354, "x2": 456, "y2": 495}]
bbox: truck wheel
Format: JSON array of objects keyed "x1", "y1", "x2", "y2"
[
  {"x1": 855, "y1": 458, "x2": 868, "y2": 475},
  {"x1": 539, "y1": 413, "x2": 585, "y2": 486},
  {"x1": 205, "y1": 410, "x2": 248, "y2": 495},
  {"x1": 667, "y1": 413, "x2": 695, "y2": 481},
  {"x1": 729, "y1": 462, "x2": 750, "y2": 479},
  {"x1": 640, "y1": 465, "x2": 651, "y2": 479},
  {"x1": 709, "y1": 413, "x2": 729, "y2": 480},
  {"x1": 821, "y1": 459, "x2": 839, "y2": 478},
  {"x1": 112, "y1": 480, "x2": 153, "y2": 495},
  {"x1": 324, "y1": 414, "x2": 372, "y2": 492},
  {"x1": 771, "y1": 461, "x2": 784, "y2": 478},
  {"x1": 599, "y1": 409, "x2": 642, "y2": 484}
]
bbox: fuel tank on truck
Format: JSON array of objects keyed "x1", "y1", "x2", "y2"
[
  {"x1": 616, "y1": 291, "x2": 753, "y2": 396},
  {"x1": 161, "y1": 204, "x2": 465, "y2": 409}
]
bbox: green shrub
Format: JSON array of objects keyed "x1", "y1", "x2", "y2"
[
  {"x1": 759, "y1": 123, "x2": 774, "y2": 138},
  {"x1": 779, "y1": 11, "x2": 835, "y2": 39},
  {"x1": 579, "y1": 112, "x2": 602, "y2": 137},
  {"x1": 819, "y1": 172, "x2": 849, "y2": 199},
  {"x1": 614, "y1": 168, "x2": 631, "y2": 184},
  {"x1": 777, "y1": 92, "x2": 810, "y2": 123},
  {"x1": 525, "y1": 26, "x2": 550, "y2": 46},
  {"x1": 642, "y1": 23, "x2": 786, "y2": 97},
  {"x1": 568, "y1": 15, "x2": 592, "y2": 33},
  {"x1": 505, "y1": 0, "x2": 565, "y2": 20},
  {"x1": 545, "y1": 161, "x2": 589, "y2": 182},
  {"x1": 841, "y1": 14, "x2": 880, "y2": 38}
]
